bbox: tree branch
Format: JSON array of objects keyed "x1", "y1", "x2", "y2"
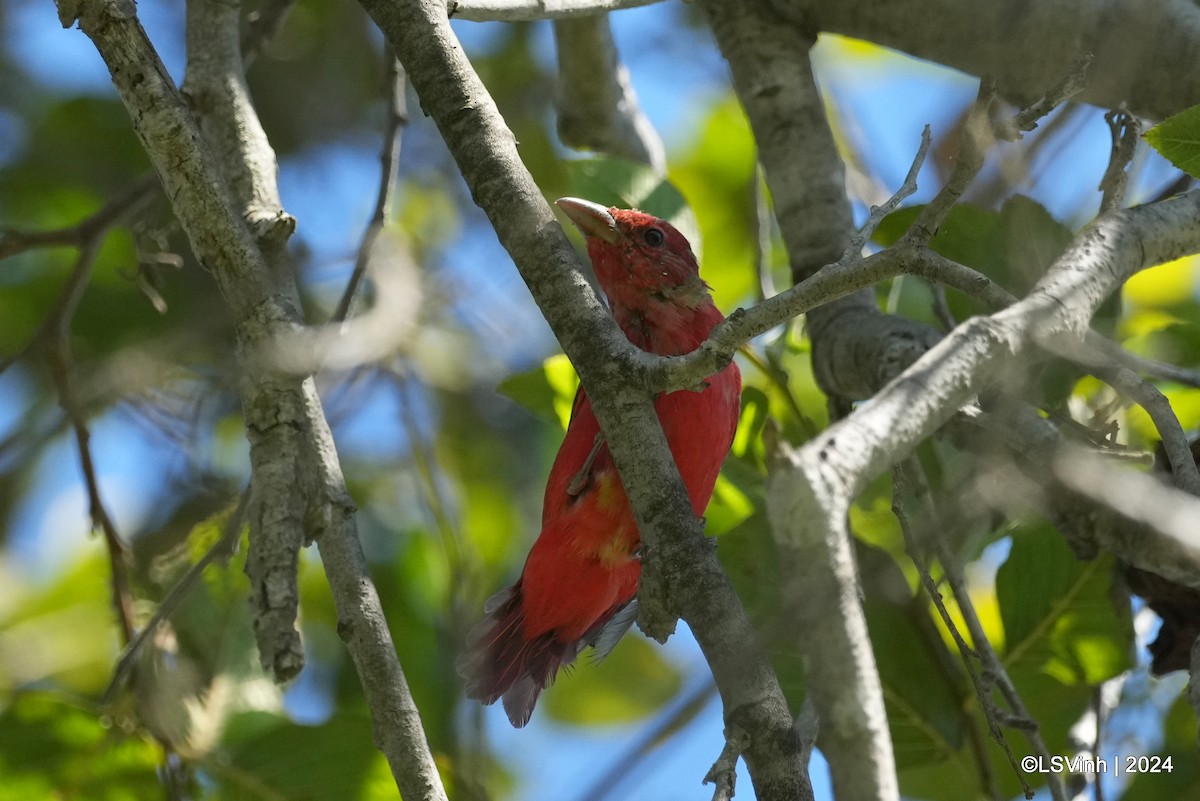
[
  {"x1": 783, "y1": 190, "x2": 1200, "y2": 592},
  {"x1": 771, "y1": 0, "x2": 1200, "y2": 122},
  {"x1": 448, "y1": 0, "x2": 661, "y2": 22},
  {"x1": 1053, "y1": 447, "x2": 1200, "y2": 586},
  {"x1": 767, "y1": 445, "x2": 899, "y2": 801},
  {"x1": 893, "y1": 465, "x2": 1031, "y2": 800},
  {"x1": 334, "y1": 50, "x2": 408, "y2": 323},
  {"x1": 56, "y1": 2, "x2": 447, "y2": 796},
  {"x1": 0, "y1": 173, "x2": 159, "y2": 261},
  {"x1": 182, "y1": 0, "x2": 305, "y2": 685},
  {"x1": 553, "y1": 14, "x2": 665, "y2": 170},
  {"x1": 360, "y1": 1, "x2": 809, "y2": 797},
  {"x1": 701, "y1": 0, "x2": 939, "y2": 408},
  {"x1": 43, "y1": 239, "x2": 137, "y2": 646},
  {"x1": 1087, "y1": 335, "x2": 1200, "y2": 388},
  {"x1": 182, "y1": 0, "x2": 295, "y2": 269}
]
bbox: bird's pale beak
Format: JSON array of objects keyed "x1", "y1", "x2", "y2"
[{"x1": 555, "y1": 197, "x2": 620, "y2": 245}]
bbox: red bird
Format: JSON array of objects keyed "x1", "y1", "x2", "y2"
[{"x1": 458, "y1": 198, "x2": 741, "y2": 727}]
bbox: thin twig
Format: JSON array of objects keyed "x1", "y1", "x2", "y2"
[
  {"x1": 843, "y1": 125, "x2": 932, "y2": 260},
  {"x1": 892, "y1": 465, "x2": 1028, "y2": 799},
  {"x1": 703, "y1": 724, "x2": 750, "y2": 801},
  {"x1": 971, "y1": 103, "x2": 1087, "y2": 211},
  {"x1": 910, "y1": 599, "x2": 1004, "y2": 801},
  {"x1": 904, "y1": 82, "x2": 998, "y2": 246},
  {"x1": 102, "y1": 488, "x2": 251, "y2": 704},
  {"x1": 1090, "y1": 361, "x2": 1200, "y2": 495},
  {"x1": 1085, "y1": 332, "x2": 1200, "y2": 388},
  {"x1": 448, "y1": 0, "x2": 661, "y2": 22},
  {"x1": 898, "y1": 460, "x2": 1068, "y2": 801},
  {"x1": 907, "y1": 57, "x2": 1090, "y2": 247},
  {"x1": 1045, "y1": 332, "x2": 1200, "y2": 493},
  {"x1": 1099, "y1": 109, "x2": 1141, "y2": 213},
  {"x1": 1007, "y1": 54, "x2": 1093, "y2": 136},
  {"x1": 41, "y1": 239, "x2": 136, "y2": 644},
  {"x1": 577, "y1": 681, "x2": 719, "y2": 801},
  {"x1": 0, "y1": 180, "x2": 158, "y2": 378},
  {"x1": 333, "y1": 50, "x2": 408, "y2": 323},
  {"x1": 931, "y1": 283, "x2": 957, "y2": 330},
  {"x1": 0, "y1": 173, "x2": 159, "y2": 261}
]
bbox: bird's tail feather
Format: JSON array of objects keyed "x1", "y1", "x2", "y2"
[{"x1": 457, "y1": 581, "x2": 579, "y2": 727}]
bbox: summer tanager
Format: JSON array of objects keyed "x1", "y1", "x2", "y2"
[{"x1": 458, "y1": 197, "x2": 741, "y2": 727}]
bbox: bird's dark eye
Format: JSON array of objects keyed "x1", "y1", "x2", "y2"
[{"x1": 643, "y1": 228, "x2": 665, "y2": 247}]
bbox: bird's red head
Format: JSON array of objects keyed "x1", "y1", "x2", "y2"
[{"x1": 555, "y1": 197, "x2": 711, "y2": 320}]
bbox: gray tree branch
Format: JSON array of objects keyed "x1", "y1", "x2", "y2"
[
  {"x1": 702, "y1": 2, "x2": 902, "y2": 796},
  {"x1": 787, "y1": 190, "x2": 1200, "y2": 589},
  {"x1": 701, "y1": 0, "x2": 940, "y2": 409},
  {"x1": 1053, "y1": 447, "x2": 1200, "y2": 585},
  {"x1": 359, "y1": 0, "x2": 810, "y2": 797},
  {"x1": 182, "y1": 0, "x2": 306, "y2": 687},
  {"x1": 553, "y1": 14, "x2": 666, "y2": 170},
  {"x1": 449, "y1": 0, "x2": 660, "y2": 22},
  {"x1": 772, "y1": 0, "x2": 1200, "y2": 122},
  {"x1": 767, "y1": 447, "x2": 900, "y2": 801},
  {"x1": 55, "y1": 1, "x2": 447, "y2": 797}
]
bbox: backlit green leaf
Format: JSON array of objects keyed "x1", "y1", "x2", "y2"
[
  {"x1": 542, "y1": 635, "x2": 682, "y2": 726},
  {"x1": 1144, "y1": 104, "x2": 1200, "y2": 178},
  {"x1": 496, "y1": 353, "x2": 579, "y2": 429},
  {"x1": 997, "y1": 521, "x2": 1133, "y2": 685}
]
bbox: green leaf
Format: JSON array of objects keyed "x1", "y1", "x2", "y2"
[
  {"x1": 541, "y1": 635, "x2": 682, "y2": 726},
  {"x1": 564, "y1": 156, "x2": 699, "y2": 248},
  {"x1": 730, "y1": 385, "x2": 770, "y2": 462},
  {"x1": 703, "y1": 472, "x2": 753, "y2": 536},
  {"x1": 210, "y1": 711, "x2": 389, "y2": 801},
  {"x1": 0, "y1": 693, "x2": 163, "y2": 801},
  {"x1": 1144, "y1": 104, "x2": 1200, "y2": 178},
  {"x1": 1123, "y1": 322, "x2": 1200, "y2": 368},
  {"x1": 705, "y1": 388, "x2": 770, "y2": 536},
  {"x1": 496, "y1": 353, "x2": 579, "y2": 429},
  {"x1": 875, "y1": 197, "x2": 1072, "y2": 301},
  {"x1": 0, "y1": 548, "x2": 121, "y2": 695},
  {"x1": 850, "y1": 474, "x2": 912, "y2": 591},
  {"x1": 997, "y1": 520, "x2": 1134, "y2": 685},
  {"x1": 868, "y1": 602, "x2": 965, "y2": 771},
  {"x1": 1127, "y1": 386, "x2": 1200, "y2": 444},
  {"x1": 669, "y1": 97, "x2": 758, "y2": 311},
  {"x1": 894, "y1": 749, "x2": 985, "y2": 801},
  {"x1": 716, "y1": 512, "x2": 806, "y2": 702}
]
